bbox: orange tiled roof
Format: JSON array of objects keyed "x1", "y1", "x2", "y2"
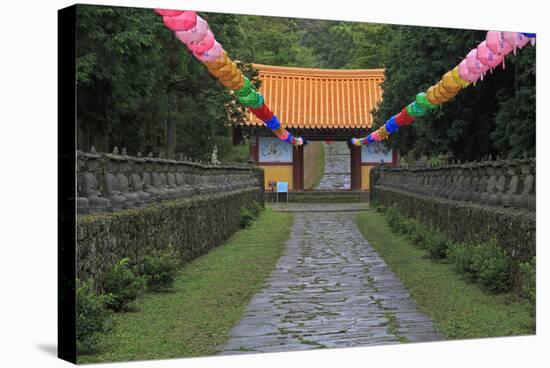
[{"x1": 245, "y1": 64, "x2": 385, "y2": 129}]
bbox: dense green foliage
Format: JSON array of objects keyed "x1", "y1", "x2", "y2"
[
  {"x1": 384, "y1": 204, "x2": 512, "y2": 293},
  {"x1": 99, "y1": 258, "x2": 146, "y2": 311},
  {"x1": 77, "y1": 5, "x2": 534, "y2": 161},
  {"x1": 76, "y1": 279, "x2": 113, "y2": 354}
]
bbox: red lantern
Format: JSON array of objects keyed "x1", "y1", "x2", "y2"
[{"x1": 248, "y1": 104, "x2": 273, "y2": 122}]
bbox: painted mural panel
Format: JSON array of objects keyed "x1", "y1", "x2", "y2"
[{"x1": 259, "y1": 137, "x2": 293, "y2": 163}]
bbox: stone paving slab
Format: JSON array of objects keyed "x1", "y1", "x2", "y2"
[{"x1": 217, "y1": 209, "x2": 444, "y2": 355}]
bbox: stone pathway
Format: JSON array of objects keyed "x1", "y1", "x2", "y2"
[
  {"x1": 218, "y1": 209, "x2": 443, "y2": 355},
  {"x1": 316, "y1": 142, "x2": 351, "y2": 190}
]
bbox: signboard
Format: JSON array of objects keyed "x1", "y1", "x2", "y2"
[
  {"x1": 258, "y1": 136, "x2": 293, "y2": 163},
  {"x1": 361, "y1": 142, "x2": 393, "y2": 164}
]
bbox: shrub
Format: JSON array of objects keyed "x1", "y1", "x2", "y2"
[
  {"x1": 424, "y1": 230, "x2": 450, "y2": 259},
  {"x1": 240, "y1": 207, "x2": 256, "y2": 228},
  {"x1": 239, "y1": 201, "x2": 263, "y2": 228},
  {"x1": 408, "y1": 220, "x2": 426, "y2": 245},
  {"x1": 385, "y1": 205, "x2": 401, "y2": 230},
  {"x1": 470, "y1": 240, "x2": 511, "y2": 291},
  {"x1": 448, "y1": 239, "x2": 511, "y2": 292},
  {"x1": 519, "y1": 257, "x2": 536, "y2": 305},
  {"x1": 99, "y1": 258, "x2": 146, "y2": 311},
  {"x1": 447, "y1": 242, "x2": 475, "y2": 274},
  {"x1": 250, "y1": 200, "x2": 264, "y2": 216},
  {"x1": 139, "y1": 246, "x2": 181, "y2": 291},
  {"x1": 76, "y1": 279, "x2": 112, "y2": 354}
]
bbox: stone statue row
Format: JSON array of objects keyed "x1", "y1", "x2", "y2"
[
  {"x1": 77, "y1": 148, "x2": 260, "y2": 213},
  {"x1": 377, "y1": 159, "x2": 535, "y2": 211}
]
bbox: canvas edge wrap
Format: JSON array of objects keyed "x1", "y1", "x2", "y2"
[{"x1": 58, "y1": 4, "x2": 77, "y2": 364}]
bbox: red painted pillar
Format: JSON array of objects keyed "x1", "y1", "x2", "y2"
[
  {"x1": 350, "y1": 145, "x2": 362, "y2": 190},
  {"x1": 293, "y1": 145, "x2": 304, "y2": 190}
]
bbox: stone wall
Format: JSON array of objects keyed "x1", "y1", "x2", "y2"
[
  {"x1": 76, "y1": 149, "x2": 264, "y2": 279},
  {"x1": 369, "y1": 159, "x2": 536, "y2": 287}
]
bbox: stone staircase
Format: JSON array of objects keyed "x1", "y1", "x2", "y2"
[{"x1": 265, "y1": 190, "x2": 369, "y2": 203}]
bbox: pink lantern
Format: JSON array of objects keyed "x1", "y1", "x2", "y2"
[
  {"x1": 175, "y1": 16, "x2": 208, "y2": 44},
  {"x1": 458, "y1": 59, "x2": 481, "y2": 83},
  {"x1": 502, "y1": 32, "x2": 529, "y2": 54},
  {"x1": 186, "y1": 29, "x2": 215, "y2": 54},
  {"x1": 193, "y1": 41, "x2": 223, "y2": 61},
  {"x1": 477, "y1": 41, "x2": 503, "y2": 68},
  {"x1": 155, "y1": 9, "x2": 184, "y2": 17},
  {"x1": 162, "y1": 11, "x2": 197, "y2": 31},
  {"x1": 486, "y1": 31, "x2": 513, "y2": 56},
  {"x1": 517, "y1": 34, "x2": 531, "y2": 49},
  {"x1": 466, "y1": 49, "x2": 490, "y2": 76},
  {"x1": 371, "y1": 131, "x2": 381, "y2": 141}
]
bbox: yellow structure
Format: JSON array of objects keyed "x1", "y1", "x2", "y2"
[{"x1": 261, "y1": 165, "x2": 293, "y2": 190}]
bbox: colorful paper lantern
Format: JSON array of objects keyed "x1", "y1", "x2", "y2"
[
  {"x1": 186, "y1": 29, "x2": 215, "y2": 54},
  {"x1": 175, "y1": 16, "x2": 208, "y2": 44},
  {"x1": 416, "y1": 92, "x2": 438, "y2": 110},
  {"x1": 435, "y1": 82, "x2": 455, "y2": 100},
  {"x1": 441, "y1": 71, "x2": 462, "y2": 93},
  {"x1": 385, "y1": 116, "x2": 399, "y2": 133},
  {"x1": 249, "y1": 104, "x2": 274, "y2": 122},
  {"x1": 162, "y1": 11, "x2": 197, "y2": 31},
  {"x1": 427, "y1": 86, "x2": 446, "y2": 104},
  {"x1": 486, "y1": 31, "x2": 513, "y2": 56},
  {"x1": 458, "y1": 59, "x2": 481, "y2": 83},
  {"x1": 476, "y1": 40, "x2": 504, "y2": 68},
  {"x1": 465, "y1": 49, "x2": 490, "y2": 77},
  {"x1": 234, "y1": 78, "x2": 252, "y2": 97},
  {"x1": 204, "y1": 51, "x2": 228, "y2": 70},
  {"x1": 193, "y1": 41, "x2": 223, "y2": 62},
  {"x1": 451, "y1": 66, "x2": 471, "y2": 88},
  {"x1": 502, "y1": 32, "x2": 531, "y2": 54}
]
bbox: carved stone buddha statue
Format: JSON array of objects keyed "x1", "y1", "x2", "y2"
[
  {"x1": 103, "y1": 156, "x2": 128, "y2": 206},
  {"x1": 116, "y1": 158, "x2": 140, "y2": 204},
  {"x1": 480, "y1": 163, "x2": 496, "y2": 204},
  {"x1": 489, "y1": 163, "x2": 506, "y2": 206},
  {"x1": 81, "y1": 152, "x2": 110, "y2": 208},
  {"x1": 502, "y1": 161, "x2": 520, "y2": 208},
  {"x1": 128, "y1": 158, "x2": 150, "y2": 201},
  {"x1": 175, "y1": 162, "x2": 195, "y2": 196},
  {"x1": 142, "y1": 157, "x2": 165, "y2": 199}
]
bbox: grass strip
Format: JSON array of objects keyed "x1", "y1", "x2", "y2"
[
  {"x1": 356, "y1": 210, "x2": 534, "y2": 339},
  {"x1": 78, "y1": 208, "x2": 294, "y2": 363}
]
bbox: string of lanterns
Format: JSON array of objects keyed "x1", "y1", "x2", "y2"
[
  {"x1": 154, "y1": 9, "x2": 305, "y2": 146},
  {"x1": 351, "y1": 31, "x2": 535, "y2": 146}
]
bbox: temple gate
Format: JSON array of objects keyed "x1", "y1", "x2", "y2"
[{"x1": 236, "y1": 64, "x2": 397, "y2": 191}]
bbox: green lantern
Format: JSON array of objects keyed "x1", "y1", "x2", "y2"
[
  {"x1": 416, "y1": 92, "x2": 438, "y2": 110},
  {"x1": 235, "y1": 78, "x2": 252, "y2": 97},
  {"x1": 238, "y1": 90, "x2": 260, "y2": 106},
  {"x1": 406, "y1": 102, "x2": 427, "y2": 117}
]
